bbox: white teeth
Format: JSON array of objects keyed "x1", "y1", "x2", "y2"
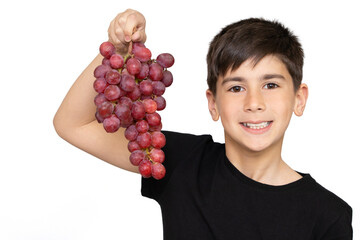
[{"x1": 242, "y1": 122, "x2": 271, "y2": 129}]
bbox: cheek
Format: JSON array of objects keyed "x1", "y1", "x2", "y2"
[
  {"x1": 265, "y1": 90, "x2": 295, "y2": 114},
  {"x1": 268, "y1": 95, "x2": 295, "y2": 120},
  {"x1": 217, "y1": 96, "x2": 238, "y2": 118}
]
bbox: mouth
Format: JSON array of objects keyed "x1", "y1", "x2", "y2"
[
  {"x1": 239, "y1": 121, "x2": 273, "y2": 135},
  {"x1": 240, "y1": 121, "x2": 273, "y2": 130}
]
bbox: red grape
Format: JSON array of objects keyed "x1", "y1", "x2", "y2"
[
  {"x1": 135, "y1": 120, "x2": 149, "y2": 133},
  {"x1": 136, "y1": 132, "x2": 152, "y2": 148},
  {"x1": 139, "y1": 79, "x2": 153, "y2": 96},
  {"x1": 149, "y1": 62, "x2": 163, "y2": 81},
  {"x1": 105, "y1": 70, "x2": 121, "y2": 84},
  {"x1": 143, "y1": 99, "x2": 157, "y2": 114},
  {"x1": 139, "y1": 160, "x2": 152, "y2": 178},
  {"x1": 103, "y1": 114, "x2": 120, "y2": 133},
  {"x1": 94, "y1": 93, "x2": 107, "y2": 107},
  {"x1": 125, "y1": 125, "x2": 138, "y2": 141},
  {"x1": 104, "y1": 85, "x2": 121, "y2": 101},
  {"x1": 130, "y1": 150, "x2": 146, "y2": 166},
  {"x1": 151, "y1": 131, "x2": 166, "y2": 148},
  {"x1": 154, "y1": 96, "x2": 166, "y2": 111},
  {"x1": 110, "y1": 54, "x2": 124, "y2": 69},
  {"x1": 126, "y1": 57, "x2": 141, "y2": 75},
  {"x1": 99, "y1": 42, "x2": 115, "y2": 59},
  {"x1": 126, "y1": 84, "x2": 141, "y2": 101},
  {"x1": 94, "y1": 64, "x2": 111, "y2": 78},
  {"x1": 118, "y1": 96, "x2": 133, "y2": 109},
  {"x1": 128, "y1": 141, "x2": 141, "y2": 152},
  {"x1": 152, "y1": 81, "x2": 166, "y2": 96},
  {"x1": 156, "y1": 53, "x2": 174, "y2": 68},
  {"x1": 131, "y1": 101, "x2": 146, "y2": 120},
  {"x1": 102, "y1": 58, "x2": 111, "y2": 66},
  {"x1": 136, "y1": 63, "x2": 150, "y2": 80},
  {"x1": 93, "y1": 78, "x2": 108, "y2": 93},
  {"x1": 146, "y1": 112, "x2": 161, "y2": 126},
  {"x1": 98, "y1": 101, "x2": 114, "y2": 119},
  {"x1": 133, "y1": 46, "x2": 152, "y2": 62},
  {"x1": 120, "y1": 115, "x2": 134, "y2": 128},
  {"x1": 162, "y1": 70, "x2": 173, "y2": 87},
  {"x1": 120, "y1": 74, "x2": 136, "y2": 92},
  {"x1": 150, "y1": 148, "x2": 165, "y2": 163},
  {"x1": 114, "y1": 104, "x2": 131, "y2": 120},
  {"x1": 151, "y1": 163, "x2": 166, "y2": 180}
]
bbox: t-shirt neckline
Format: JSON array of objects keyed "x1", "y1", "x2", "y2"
[{"x1": 223, "y1": 151, "x2": 314, "y2": 191}]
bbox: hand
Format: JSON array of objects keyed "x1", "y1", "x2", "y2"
[{"x1": 108, "y1": 9, "x2": 147, "y2": 55}]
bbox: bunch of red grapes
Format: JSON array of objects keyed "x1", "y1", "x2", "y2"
[{"x1": 93, "y1": 41, "x2": 174, "y2": 180}]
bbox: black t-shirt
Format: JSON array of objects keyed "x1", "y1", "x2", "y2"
[{"x1": 142, "y1": 131, "x2": 353, "y2": 239}]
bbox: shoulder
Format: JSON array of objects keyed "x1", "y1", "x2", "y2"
[
  {"x1": 161, "y1": 130, "x2": 216, "y2": 154},
  {"x1": 305, "y1": 176, "x2": 353, "y2": 238},
  {"x1": 310, "y1": 178, "x2": 352, "y2": 214}
]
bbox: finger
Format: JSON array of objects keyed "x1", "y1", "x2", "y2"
[
  {"x1": 131, "y1": 30, "x2": 147, "y2": 43},
  {"x1": 108, "y1": 20, "x2": 122, "y2": 45},
  {"x1": 114, "y1": 12, "x2": 127, "y2": 40},
  {"x1": 108, "y1": 28, "x2": 129, "y2": 54},
  {"x1": 123, "y1": 12, "x2": 146, "y2": 42},
  {"x1": 113, "y1": 9, "x2": 135, "y2": 39},
  {"x1": 109, "y1": 13, "x2": 132, "y2": 53}
]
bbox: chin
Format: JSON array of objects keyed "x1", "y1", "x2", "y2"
[
  {"x1": 243, "y1": 142, "x2": 271, "y2": 153},
  {"x1": 226, "y1": 134, "x2": 268, "y2": 152}
]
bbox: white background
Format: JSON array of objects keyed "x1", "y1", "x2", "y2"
[{"x1": 0, "y1": 0, "x2": 359, "y2": 239}]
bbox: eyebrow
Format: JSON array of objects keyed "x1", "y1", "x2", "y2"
[{"x1": 222, "y1": 74, "x2": 286, "y2": 85}]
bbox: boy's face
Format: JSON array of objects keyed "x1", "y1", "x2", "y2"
[{"x1": 206, "y1": 55, "x2": 308, "y2": 153}]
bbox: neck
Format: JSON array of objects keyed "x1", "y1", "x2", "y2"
[{"x1": 225, "y1": 135, "x2": 300, "y2": 185}]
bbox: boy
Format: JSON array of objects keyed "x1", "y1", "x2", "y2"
[{"x1": 53, "y1": 9, "x2": 352, "y2": 239}]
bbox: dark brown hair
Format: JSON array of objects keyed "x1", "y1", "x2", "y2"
[{"x1": 206, "y1": 18, "x2": 304, "y2": 95}]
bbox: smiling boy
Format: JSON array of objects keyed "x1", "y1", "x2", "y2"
[
  {"x1": 206, "y1": 54, "x2": 306, "y2": 185},
  {"x1": 54, "y1": 9, "x2": 352, "y2": 239}
]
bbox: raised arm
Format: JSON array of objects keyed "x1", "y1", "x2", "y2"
[{"x1": 53, "y1": 9, "x2": 146, "y2": 172}]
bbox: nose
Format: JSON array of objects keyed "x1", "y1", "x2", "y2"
[{"x1": 243, "y1": 89, "x2": 266, "y2": 112}]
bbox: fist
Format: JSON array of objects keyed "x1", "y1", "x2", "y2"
[{"x1": 108, "y1": 9, "x2": 147, "y2": 55}]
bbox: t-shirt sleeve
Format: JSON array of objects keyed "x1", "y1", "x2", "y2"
[{"x1": 141, "y1": 130, "x2": 212, "y2": 202}]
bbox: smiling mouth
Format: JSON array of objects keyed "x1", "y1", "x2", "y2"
[{"x1": 240, "y1": 121, "x2": 272, "y2": 130}]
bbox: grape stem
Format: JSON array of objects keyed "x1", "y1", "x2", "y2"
[
  {"x1": 145, "y1": 147, "x2": 154, "y2": 163},
  {"x1": 123, "y1": 53, "x2": 132, "y2": 63},
  {"x1": 128, "y1": 41, "x2": 133, "y2": 55}
]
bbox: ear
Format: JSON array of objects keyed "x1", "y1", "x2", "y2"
[
  {"x1": 294, "y1": 83, "x2": 309, "y2": 116},
  {"x1": 206, "y1": 89, "x2": 220, "y2": 121}
]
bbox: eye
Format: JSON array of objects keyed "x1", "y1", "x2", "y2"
[
  {"x1": 229, "y1": 86, "x2": 244, "y2": 92},
  {"x1": 264, "y1": 83, "x2": 279, "y2": 89}
]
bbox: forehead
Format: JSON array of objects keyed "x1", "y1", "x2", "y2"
[{"x1": 221, "y1": 55, "x2": 291, "y2": 81}]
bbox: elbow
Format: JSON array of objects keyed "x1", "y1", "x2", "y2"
[{"x1": 53, "y1": 112, "x2": 68, "y2": 141}]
